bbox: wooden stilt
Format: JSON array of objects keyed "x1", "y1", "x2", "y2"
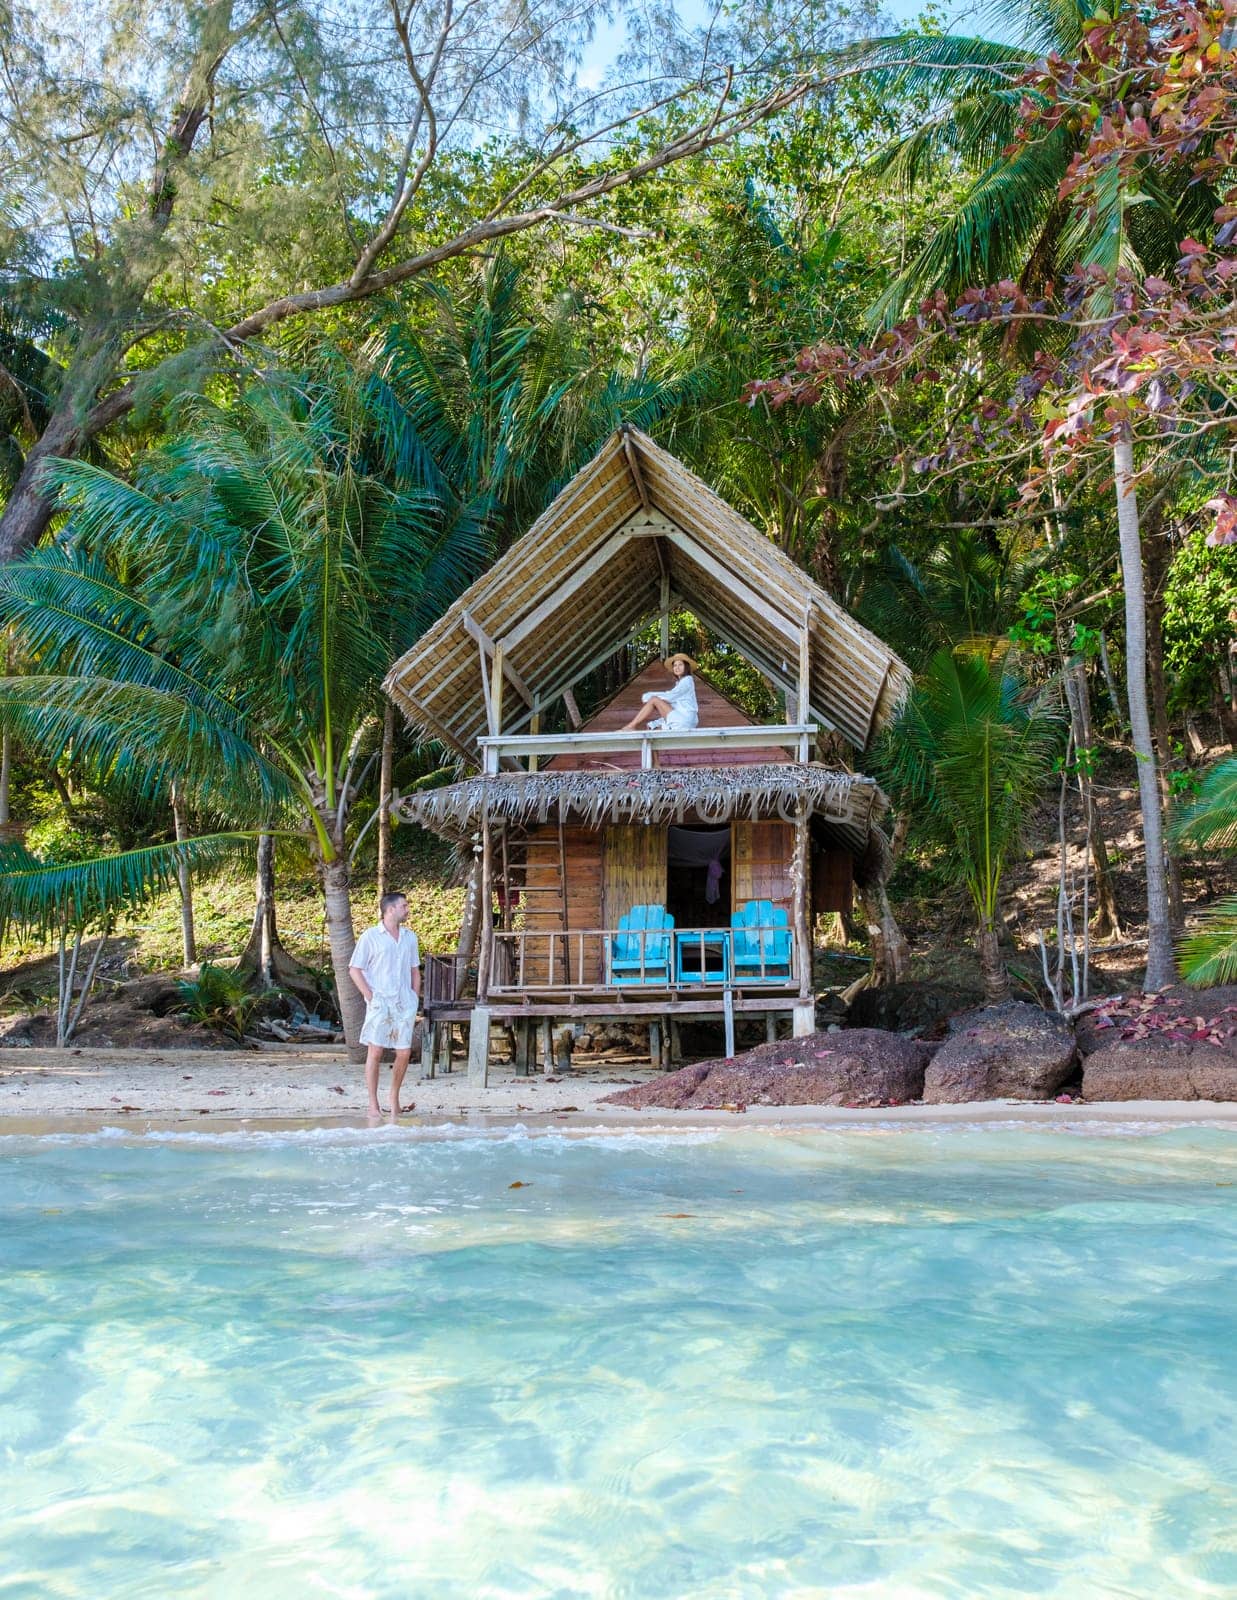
[
  {"x1": 467, "y1": 1006, "x2": 492, "y2": 1085},
  {"x1": 669, "y1": 1017, "x2": 682, "y2": 1066},
  {"x1": 792, "y1": 1001, "x2": 815, "y2": 1038},
  {"x1": 437, "y1": 1023, "x2": 453, "y2": 1075},
  {"x1": 649, "y1": 1019, "x2": 661, "y2": 1070},
  {"x1": 540, "y1": 1018, "x2": 553, "y2": 1073},
  {"x1": 420, "y1": 1020, "x2": 436, "y2": 1080},
  {"x1": 766, "y1": 1013, "x2": 777, "y2": 1045},
  {"x1": 515, "y1": 1019, "x2": 532, "y2": 1077},
  {"x1": 659, "y1": 1016, "x2": 671, "y2": 1071},
  {"x1": 723, "y1": 988, "x2": 735, "y2": 1059}
]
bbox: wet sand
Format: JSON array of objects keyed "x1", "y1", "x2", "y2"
[{"x1": 3, "y1": 1045, "x2": 1237, "y2": 1134}]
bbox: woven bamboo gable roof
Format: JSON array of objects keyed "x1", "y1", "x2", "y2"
[{"x1": 384, "y1": 428, "x2": 911, "y2": 760}]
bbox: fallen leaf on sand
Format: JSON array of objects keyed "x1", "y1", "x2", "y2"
[
  {"x1": 722, "y1": 1102, "x2": 748, "y2": 1113},
  {"x1": 206, "y1": 1089, "x2": 227, "y2": 1096},
  {"x1": 328, "y1": 1085, "x2": 345, "y2": 1094},
  {"x1": 509, "y1": 1181, "x2": 531, "y2": 1189},
  {"x1": 660, "y1": 1213, "x2": 696, "y2": 1219}
]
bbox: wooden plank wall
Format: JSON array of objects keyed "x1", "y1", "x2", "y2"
[
  {"x1": 812, "y1": 845, "x2": 854, "y2": 915},
  {"x1": 731, "y1": 821, "x2": 794, "y2": 916},
  {"x1": 602, "y1": 825, "x2": 668, "y2": 929}
]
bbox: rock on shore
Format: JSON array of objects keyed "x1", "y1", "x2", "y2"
[
  {"x1": 923, "y1": 1001, "x2": 1076, "y2": 1103},
  {"x1": 1082, "y1": 1042, "x2": 1237, "y2": 1101},
  {"x1": 601, "y1": 1029, "x2": 929, "y2": 1110}
]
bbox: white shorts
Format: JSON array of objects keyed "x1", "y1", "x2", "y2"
[
  {"x1": 359, "y1": 992, "x2": 419, "y2": 1050},
  {"x1": 647, "y1": 712, "x2": 697, "y2": 732}
]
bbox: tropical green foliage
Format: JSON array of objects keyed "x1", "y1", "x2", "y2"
[
  {"x1": 878, "y1": 648, "x2": 1064, "y2": 995},
  {"x1": 175, "y1": 963, "x2": 268, "y2": 1041},
  {"x1": 1175, "y1": 760, "x2": 1237, "y2": 985}
]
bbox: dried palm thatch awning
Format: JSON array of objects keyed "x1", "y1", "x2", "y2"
[
  {"x1": 394, "y1": 764, "x2": 893, "y2": 882},
  {"x1": 384, "y1": 428, "x2": 911, "y2": 761}
]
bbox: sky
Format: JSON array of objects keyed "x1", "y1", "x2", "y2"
[{"x1": 578, "y1": 0, "x2": 1004, "y2": 89}]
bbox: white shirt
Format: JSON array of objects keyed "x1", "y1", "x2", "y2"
[
  {"x1": 350, "y1": 924, "x2": 420, "y2": 997},
  {"x1": 643, "y1": 674, "x2": 699, "y2": 730}
]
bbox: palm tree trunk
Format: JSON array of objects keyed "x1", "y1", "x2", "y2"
[
  {"x1": 1063, "y1": 647, "x2": 1121, "y2": 938},
  {"x1": 1144, "y1": 551, "x2": 1186, "y2": 926},
  {"x1": 239, "y1": 832, "x2": 278, "y2": 985},
  {"x1": 976, "y1": 919, "x2": 1010, "y2": 1003},
  {"x1": 377, "y1": 702, "x2": 394, "y2": 899},
  {"x1": 171, "y1": 782, "x2": 196, "y2": 968},
  {"x1": 321, "y1": 853, "x2": 365, "y2": 1050},
  {"x1": 0, "y1": 730, "x2": 10, "y2": 828},
  {"x1": 1112, "y1": 435, "x2": 1176, "y2": 991}
]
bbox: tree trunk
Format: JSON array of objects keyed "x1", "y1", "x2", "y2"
[
  {"x1": 377, "y1": 702, "x2": 394, "y2": 899},
  {"x1": 1112, "y1": 436, "x2": 1176, "y2": 991},
  {"x1": 321, "y1": 851, "x2": 365, "y2": 1052},
  {"x1": 859, "y1": 879, "x2": 911, "y2": 985},
  {"x1": 975, "y1": 921, "x2": 1010, "y2": 1002},
  {"x1": 1098, "y1": 628, "x2": 1127, "y2": 734},
  {"x1": 0, "y1": 730, "x2": 10, "y2": 828},
  {"x1": 1063, "y1": 647, "x2": 1122, "y2": 938},
  {"x1": 238, "y1": 833, "x2": 278, "y2": 985},
  {"x1": 456, "y1": 857, "x2": 483, "y2": 963},
  {"x1": 1144, "y1": 526, "x2": 1186, "y2": 926},
  {"x1": 171, "y1": 782, "x2": 196, "y2": 968}
]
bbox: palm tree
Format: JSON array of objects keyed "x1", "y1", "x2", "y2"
[
  {"x1": 364, "y1": 257, "x2": 706, "y2": 553},
  {"x1": 840, "y1": 0, "x2": 1196, "y2": 990},
  {"x1": 844, "y1": 1, "x2": 1203, "y2": 324},
  {"x1": 878, "y1": 647, "x2": 1064, "y2": 999},
  {"x1": 1174, "y1": 759, "x2": 1237, "y2": 986},
  {"x1": 0, "y1": 373, "x2": 488, "y2": 1047},
  {"x1": 0, "y1": 832, "x2": 246, "y2": 1044}
]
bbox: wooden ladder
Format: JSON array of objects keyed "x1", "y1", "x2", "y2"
[{"x1": 502, "y1": 821, "x2": 570, "y2": 984}]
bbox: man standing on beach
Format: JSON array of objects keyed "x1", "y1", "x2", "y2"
[{"x1": 348, "y1": 892, "x2": 421, "y2": 1119}]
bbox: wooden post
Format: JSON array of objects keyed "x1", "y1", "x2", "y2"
[
  {"x1": 540, "y1": 1018, "x2": 553, "y2": 1073},
  {"x1": 793, "y1": 801, "x2": 813, "y2": 1025},
  {"x1": 514, "y1": 1019, "x2": 532, "y2": 1077},
  {"x1": 766, "y1": 1013, "x2": 777, "y2": 1044},
  {"x1": 798, "y1": 608, "x2": 811, "y2": 731},
  {"x1": 528, "y1": 702, "x2": 542, "y2": 774},
  {"x1": 649, "y1": 1019, "x2": 662, "y2": 1070},
  {"x1": 477, "y1": 814, "x2": 494, "y2": 1002},
  {"x1": 723, "y1": 988, "x2": 735, "y2": 1059},
  {"x1": 420, "y1": 1020, "x2": 436, "y2": 1080},
  {"x1": 467, "y1": 1006, "x2": 492, "y2": 1085},
  {"x1": 670, "y1": 1017, "x2": 682, "y2": 1065},
  {"x1": 490, "y1": 641, "x2": 506, "y2": 737},
  {"x1": 660, "y1": 569, "x2": 671, "y2": 659}
]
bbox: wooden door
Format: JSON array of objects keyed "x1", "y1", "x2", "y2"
[{"x1": 731, "y1": 821, "x2": 794, "y2": 916}]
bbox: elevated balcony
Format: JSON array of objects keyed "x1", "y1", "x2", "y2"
[{"x1": 479, "y1": 723, "x2": 817, "y2": 775}]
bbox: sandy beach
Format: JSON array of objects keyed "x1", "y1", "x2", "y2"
[{"x1": 4, "y1": 1044, "x2": 1237, "y2": 1133}]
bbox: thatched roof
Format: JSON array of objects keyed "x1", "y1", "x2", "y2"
[
  {"x1": 384, "y1": 428, "x2": 910, "y2": 761},
  {"x1": 393, "y1": 764, "x2": 893, "y2": 880}
]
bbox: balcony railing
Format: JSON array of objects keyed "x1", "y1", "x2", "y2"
[
  {"x1": 478, "y1": 723, "x2": 817, "y2": 774},
  {"x1": 487, "y1": 925, "x2": 800, "y2": 994}
]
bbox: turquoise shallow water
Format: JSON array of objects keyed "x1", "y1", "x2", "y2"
[{"x1": 2, "y1": 1124, "x2": 1237, "y2": 1599}]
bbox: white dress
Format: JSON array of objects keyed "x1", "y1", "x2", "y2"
[
  {"x1": 350, "y1": 924, "x2": 420, "y2": 1049},
  {"x1": 642, "y1": 674, "x2": 699, "y2": 731}
]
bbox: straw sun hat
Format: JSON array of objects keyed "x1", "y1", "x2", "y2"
[{"x1": 663, "y1": 652, "x2": 697, "y2": 672}]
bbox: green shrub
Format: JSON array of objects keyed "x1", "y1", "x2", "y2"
[{"x1": 176, "y1": 964, "x2": 266, "y2": 1041}]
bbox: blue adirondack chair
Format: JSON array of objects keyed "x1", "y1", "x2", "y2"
[
  {"x1": 730, "y1": 899, "x2": 792, "y2": 981},
  {"x1": 609, "y1": 905, "x2": 674, "y2": 984}
]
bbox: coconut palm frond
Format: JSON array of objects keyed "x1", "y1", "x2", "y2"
[
  {"x1": 1173, "y1": 758, "x2": 1237, "y2": 852},
  {"x1": 0, "y1": 833, "x2": 254, "y2": 941},
  {"x1": 1179, "y1": 900, "x2": 1237, "y2": 988},
  {"x1": 0, "y1": 675, "x2": 294, "y2": 818}
]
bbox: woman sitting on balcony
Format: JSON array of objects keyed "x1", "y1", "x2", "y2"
[{"x1": 622, "y1": 654, "x2": 699, "y2": 732}]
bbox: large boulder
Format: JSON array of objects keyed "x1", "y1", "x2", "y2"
[
  {"x1": 602, "y1": 1029, "x2": 929, "y2": 1110},
  {"x1": 922, "y1": 1001, "x2": 1076, "y2": 1103},
  {"x1": 848, "y1": 979, "x2": 985, "y2": 1039},
  {"x1": 1083, "y1": 1041, "x2": 1237, "y2": 1101},
  {"x1": 1076, "y1": 987, "x2": 1237, "y2": 1057}
]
